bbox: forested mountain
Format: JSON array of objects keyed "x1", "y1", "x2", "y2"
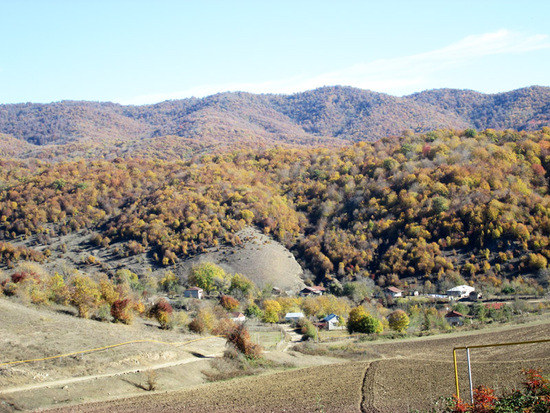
[
  {"x1": 0, "y1": 86, "x2": 549, "y2": 153},
  {"x1": 2, "y1": 128, "x2": 550, "y2": 295}
]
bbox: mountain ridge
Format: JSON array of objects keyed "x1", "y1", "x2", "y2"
[{"x1": 0, "y1": 85, "x2": 549, "y2": 150}]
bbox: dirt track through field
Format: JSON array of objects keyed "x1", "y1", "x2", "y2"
[
  {"x1": 0, "y1": 351, "x2": 222, "y2": 396},
  {"x1": 360, "y1": 361, "x2": 379, "y2": 413}
]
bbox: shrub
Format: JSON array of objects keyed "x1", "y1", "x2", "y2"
[
  {"x1": 48, "y1": 273, "x2": 70, "y2": 305},
  {"x1": 212, "y1": 317, "x2": 237, "y2": 336},
  {"x1": 388, "y1": 309, "x2": 410, "y2": 332},
  {"x1": 111, "y1": 298, "x2": 134, "y2": 324},
  {"x1": 298, "y1": 318, "x2": 318, "y2": 341},
  {"x1": 447, "y1": 369, "x2": 550, "y2": 413},
  {"x1": 244, "y1": 303, "x2": 262, "y2": 318},
  {"x1": 347, "y1": 306, "x2": 383, "y2": 334},
  {"x1": 166, "y1": 311, "x2": 188, "y2": 330},
  {"x1": 225, "y1": 324, "x2": 262, "y2": 359},
  {"x1": 188, "y1": 307, "x2": 215, "y2": 334},
  {"x1": 144, "y1": 370, "x2": 157, "y2": 391},
  {"x1": 220, "y1": 295, "x2": 240, "y2": 311},
  {"x1": 2, "y1": 281, "x2": 17, "y2": 296},
  {"x1": 148, "y1": 299, "x2": 173, "y2": 329}
]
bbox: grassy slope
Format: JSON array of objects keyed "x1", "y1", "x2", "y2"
[{"x1": 0, "y1": 298, "x2": 225, "y2": 388}]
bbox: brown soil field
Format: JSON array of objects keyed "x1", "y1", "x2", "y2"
[
  {"x1": 36, "y1": 317, "x2": 550, "y2": 413},
  {"x1": 40, "y1": 362, "x2": 369, "y2": 413}
]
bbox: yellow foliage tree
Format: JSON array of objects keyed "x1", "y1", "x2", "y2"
[
  {"x1": 69, "y1": 274, "x2": 101, "y2": 318},
  {"x1": 262, "y1": 299, "x2": 282, "y2": 323}
]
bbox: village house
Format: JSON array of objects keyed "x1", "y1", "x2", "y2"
[
  {"x1": 446, "y1": 285, "x2": 475, "y2": 299},
  {"x1": 230, "y1": 312, "x2": 246, "y2": 323},
  {"x1": 183, "y1": 287, "x2": 204, "y2": 299},
  {"x1": 322, "y1": 313, "x2": 342, "y2": 330},
  {"x1": 385, "y1": 286, "x2": 403, "y2": 298},
  {"x1": 299, "y1": 286, "x2": 326, "y2": 297},
  {"x1": 445, "y1": 310, "x2": 470, "y2": 326}
]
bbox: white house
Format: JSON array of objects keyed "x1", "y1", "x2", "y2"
[
  {"x1": 230, "y1": 312, "x2": 246, "y2": 323},
  {"x1": 284, "y1": 312, "x2": 305, "y2": 322},
  {"x1": 446, "y1": 285, "x2": 475, "y2": 299},
  {"x1": 183, "y1": 287, "x2": 204, "y2": 299}
]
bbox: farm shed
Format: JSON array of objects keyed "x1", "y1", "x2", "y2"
[
  {"x1": 299, "y1": 286, "x2": 326, "y2": 297},
  {"x1": 285, "y1": 312, "x2": 305, "y2": 322},
  {"x1": 446, "y1": 285, "x2": 475, "y2": 299},
  {"x1": 183, "y1": 287, "x2": 204, "y2": 299}
]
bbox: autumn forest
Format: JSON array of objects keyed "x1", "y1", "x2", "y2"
[{"x1": 1, "y1": 119, "x2": 550, "y2": 296}]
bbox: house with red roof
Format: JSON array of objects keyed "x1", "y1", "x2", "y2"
[
  {"x1": 445, "y1": 310, "x2": 470, "y2": 326},
  {"x1": 183, "y1": 287, "x2": 204, "y2": 299},
  {"x1": 385, "y1": 286, "x2": 403, "y2": 298}
]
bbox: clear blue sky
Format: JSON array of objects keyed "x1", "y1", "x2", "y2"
[{"x1": 1, "y1": 0, "x2": 549, "y2": 105}]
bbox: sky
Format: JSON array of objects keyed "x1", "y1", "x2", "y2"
[{"x1": 1, "y1": 0, "x2": 549, "y2": 105}]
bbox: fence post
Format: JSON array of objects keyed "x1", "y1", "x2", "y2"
[
  {"x1": 453, "y1": 349, "x2": 460, "y2": 400},
  {"x1": 466, "y1": 347, "x2": 473, "y2": 404}
]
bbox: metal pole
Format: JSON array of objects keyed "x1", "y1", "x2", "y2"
[
  {"x1": 466, "y1": 347, "x2": 474, "y2": 404},
  {"x1": 453, "y1": 349, "x2": 460, "y2": 400}
]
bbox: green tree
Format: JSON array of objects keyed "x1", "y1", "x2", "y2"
[
  {"x1": 189, "y1": 262, "x2": 227, "y2": 294},
  {"x1": 229, "y1": 273, "x2": 255, "y2": 297},
  {"x1": 244, "y1": 303, "x2": 262, "y2": 318},
  {"x1": 347, "y1": 306, "x2": 382, "y2": 334}
]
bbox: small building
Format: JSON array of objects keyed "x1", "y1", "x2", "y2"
[
  {"x1": 183, "y1": 287, "x2": 204, "y2": 299},
  {"x1": 445, "y1": 310, "x2": 470, "y2": 326},
  {"x1": 385, "y1": 286, "x2": 403, "y2": 298},
  {"x1": 230, "y1": 312, "x2": 246, "y2": 323},
  {"x1": 299, "y1": 286, "x2": 326, "y2": 297},
  {"x1": 323, "y1": 313, "x2": 342, "y2": 330},
  {"x1": 469, "y1": 291, "x2": 482, "y2": 301},
  {"x1": 446, "y1": 285, "x2": 475, "y2": 299},
  {"x1": 284, "y1": 312, "x2": 305, "y2": 323}
]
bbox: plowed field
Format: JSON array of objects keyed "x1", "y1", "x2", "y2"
[{"x1": 43, "y1": 319, "x2": 550, "y2": 413}]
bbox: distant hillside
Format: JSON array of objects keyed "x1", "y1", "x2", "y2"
[
  {"x1": 0, "y1": 86, "x2": 549, "y2": 150},
  {"x1": 3, "y1": 127, "x2": 550, "y2": 294}
]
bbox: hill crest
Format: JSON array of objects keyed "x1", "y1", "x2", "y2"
[{"x1": 0, "y1": 86, "x2": 549, "y2": 154}]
